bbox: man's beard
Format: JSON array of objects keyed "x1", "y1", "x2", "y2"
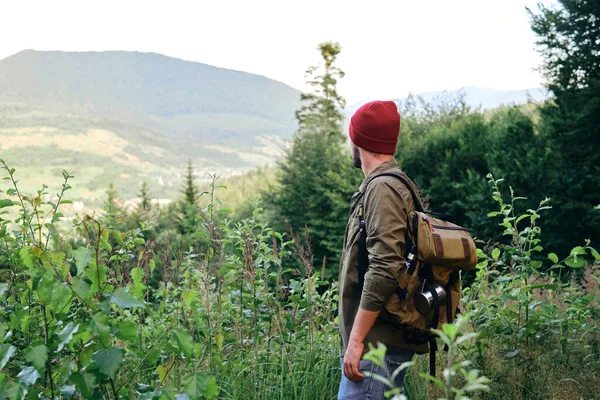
[{"x1": 351, "y1": 144, "x2": 362, "y2": 169}]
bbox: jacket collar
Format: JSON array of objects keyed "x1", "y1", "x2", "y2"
[{"x1": 359, "y1": 158, "x2": 400, "y2": 193}]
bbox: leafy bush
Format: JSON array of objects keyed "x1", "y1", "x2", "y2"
[
  {"x1": 463, "y1": 175, "x2": 600, "y2": 399},
  {"x1": 0, "y1": 160, "x2": 339, "y2": 399}
]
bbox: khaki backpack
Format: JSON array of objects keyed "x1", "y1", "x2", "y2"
[{"x1": 357, "y1": 173, "x2": 477, "y2": 376}]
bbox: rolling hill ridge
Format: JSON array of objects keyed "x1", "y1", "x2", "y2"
[
  {"x1": 0, "y1": 50, "x2": 301, "y2": 203},
  {"x1": 0, "y1": 50, "x2": 301, "y2": 141}
]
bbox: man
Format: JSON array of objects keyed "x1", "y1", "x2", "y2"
[{"x1": 338, "y1": 100, "x2": 427, "y2": 399}]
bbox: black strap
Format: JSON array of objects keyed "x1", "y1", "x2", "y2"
[
  {"x1": 442, "y1": 285, "x2": 453, "y2": 353},
  {"x1": 406, "y1": 213, "x2": 420, "y2": 276},
  {"x1": 357, "y1": 206, "x2": 368, "y2": 289},
  {"x1": 446, "y1": 271, "x2": 459, "y2": 324},
  {"x1": 445, "y1": 285, "x2": 453, "y2": 352},
  {"x1": 429, "y1": 337, "x2": 438, "y2": 376},
  {"x1": 427, "y1": 278, "x2": 441, "y2": 377}
]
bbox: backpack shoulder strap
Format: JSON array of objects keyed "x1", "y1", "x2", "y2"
[
  {"x1": 357, "y1": 172, "x2": 423, "y2": 288},
  {"x1": 361, "y1": 172, "x2": 424, "y2": 213}
]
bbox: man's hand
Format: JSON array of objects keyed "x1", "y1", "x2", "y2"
[
  {"x1": 343, "y1": 307, "x2": 380, "y2": 382},
  {"x1": 343, "y1": 339, "x2": 365, "y2": 382}
]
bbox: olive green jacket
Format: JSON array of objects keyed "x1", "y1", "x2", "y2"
[{"x1": 338, "y1": 159, "x2": 428, "y2": 355}]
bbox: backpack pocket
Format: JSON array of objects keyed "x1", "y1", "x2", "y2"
[
  {"x1": 410, "y1": 212, "x2": 477, "y2": 271},
  {"x1": 381, "y1": 270, "x2": 428, "y2": 332}
]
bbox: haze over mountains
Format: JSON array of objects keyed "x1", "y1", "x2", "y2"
[
  {"x1": 0, "y1": 49, "x2": 547, "y2": 204},
  {"x1": 346, "y1": 87, "x2": 549, "y2": 115}
]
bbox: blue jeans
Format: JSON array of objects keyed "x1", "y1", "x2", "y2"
[{"x1": 338, "y1": 350, "x2": 414, "y2": 400}]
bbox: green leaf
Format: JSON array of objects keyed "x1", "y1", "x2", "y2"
[
  {"x1": 0, "y1": 344, "x2": 17, "y2": 370},
  {"x1": 88, "y1": 313, "x2": 110, "y2": 348},
  {"x1": 99, "y1": 230, "x2": 112, "y2": 252},
  {"x1": 0, "y1": 199, "x2": 14, "y2": 208},
  {"x1": 491, "y1": 248, "x2": 500, "y2": 261},
  {"x1": 59, "y1": 385, "x2": 76, "y2": 399},
  {"x1": 56, "y1": 322, "x2": 79, "y2": 353},
  {"x1": 0, "y1": 283, "x2": 7, "y2": 298},
  {"x1": 110, "y1": 288, "x2": 145, "y2": 309},
  {"x1": 91, "y1": 347, "x2": 124, "y2": 380},
  {"x1": 17, "y1": 367, "x2": 40, "y2": 386},
  {"x1": 72, "y1": 279, "x2": 90, "y2": 300},
  {"x1": 115, "y1": 321, "x2": 138, "y2": 342},
  {"x1": 6, "y1": 382, "x2": 27, "y2": 400},
  {"x1": 530, "y1": 260, "x2": 543, "y2": 269},
  {"x1": 590, "y1": 247, "x2": 600, "y2": 261},
  {"x1": 72, "y1": 247, "x2": 93, "y2": 276},
  {"x1": 130, "y1": 268, "x2": 146, "y2": 300},
  {"x1": 565, "y1": 257, "x2": 586, "y2": 268},
  {"x1": 174, "y1": 330, "x2": 193, "y2": 358},
  {"x1": 183, "y1": 373, "x2": 218, "y2": 399},
  {"x1": 419, "y1": 372, "x2": 445, "y2": 390},
  {"x1": 548, "y1": 253, "x2": 559, "y2": 264},
  {"x1": 110, "y1": 230, "x2": 123, "y2": 246},
  {"x1": 454, "y1": 332, "x2": 477, "y2": 346},
  {"x1": 215, "y1": 333, "x2": 223, "y2": 352},
  {"x1": 24, "y1": 343, "x2": 47, "y2": 372},
  {"x1": 85, "y1": 263, "x2": 107, "y2": 296},
  {"x1": 515, "y1": 214, "x2": 529, "y2": 224},
  {"x1": 569, "y1": 246, "x2": 586, "y2": 256},
  {"x1": 70, "y1": 373, "x2": 96, "y2": 399},
  {"x1": 442, "y1": 323, "x2": 457, "y2": 339},
  {"x1": 156, "y1": 365, "x2": 168, "y2": 382},
  {"x1": 19, "y1": 247, "x2": 33, "y2": 268},
  {"x1": 204, "y1": 377, "x2": 218, "y2": 399}
]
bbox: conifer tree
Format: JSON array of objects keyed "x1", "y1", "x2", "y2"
[
  {"x1": 105, "y1": 182, "x2": 122, "y2": 215},
  {"x1": 183, "y1": 159, "x2": 198, "y2": 207},
  {"x1": 139, "y1": 181, "x2": 151, "y2": 211},
  {"x1": 529, "y1": 0, "x2": 600, "y2": 253},
  {"x1": 178, "y1": 159, "x2": 200, "y2": 235},
  {"x1": 271, "y1": 42, "x2": 361, "y2": 277}
]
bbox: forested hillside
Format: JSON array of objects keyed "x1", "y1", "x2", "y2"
[
  {"x1": 0, "y1": 50, "x2": 300, "y2": 140},
  {"x1": 0, "y1": 51, "x2": 300, "y2": 202}
]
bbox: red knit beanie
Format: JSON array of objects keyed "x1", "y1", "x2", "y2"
[{"x1": 349, "y1": 100, "x2": 401, "y2": 154}]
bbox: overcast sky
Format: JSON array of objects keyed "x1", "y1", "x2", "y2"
[{"x1": 1, "y1": 0, "x2": 557, "y2": 103}]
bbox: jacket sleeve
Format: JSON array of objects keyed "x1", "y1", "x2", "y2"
[{"x1": 359, "y1": 179, "x2": 409, "y2": 312}]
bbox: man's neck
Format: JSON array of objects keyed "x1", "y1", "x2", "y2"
[{"x1": 361, "y1": 155, "x2": 394, "y2": 177}]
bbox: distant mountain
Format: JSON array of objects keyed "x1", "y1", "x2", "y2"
[
  {"x1": 0, "y1": 50, "x2": 301, "y2": 142},
  {"x1": 346, "y1": 87, "x2": 550, "y2": 115},
  {"x1": 0, "y1": 50, "x2": 302, "y2": 204}
]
